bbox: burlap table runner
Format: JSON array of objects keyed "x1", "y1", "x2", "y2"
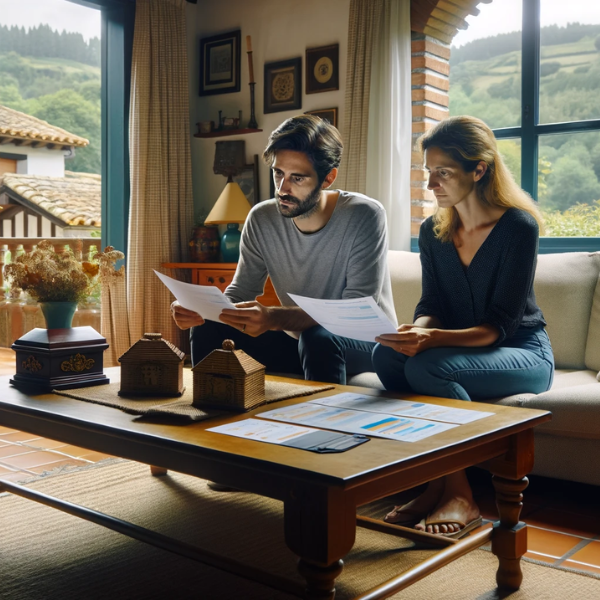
[{"x1": 54, "y1": 370, "x2": 334, "y2": 422}]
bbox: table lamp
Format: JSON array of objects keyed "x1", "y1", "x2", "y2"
[
  {"x1": 204, "y1": 176, "x2": 252, "y2": 262},
  {"x1": 206, "y1": 140, "x2": 253, "y2": 262}
]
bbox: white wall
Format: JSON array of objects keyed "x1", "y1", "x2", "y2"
[
  {"x1": 9, "y1": 145, "x2": 66, "y2": 177},
  {"x1": 188, "y1": 0, "x2": 350, "y2": 220}
]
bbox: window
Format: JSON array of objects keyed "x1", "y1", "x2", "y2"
[
  {"x1": 450, "y1": 0, "x2": 600, "y2": 251},
  {"x1": 0, "y1": 0, "x2": 132, "y2": 253}
]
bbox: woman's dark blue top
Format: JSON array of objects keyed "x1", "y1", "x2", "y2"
[{"x1": 414, "y1": 208, "x2": 546, "y2": 345}]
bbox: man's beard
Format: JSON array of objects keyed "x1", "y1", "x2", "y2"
[{"x1": 276, "y1": 183, "x2": 322, "y2": 219}]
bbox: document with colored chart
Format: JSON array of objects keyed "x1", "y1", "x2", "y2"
[
  {"x1": 310, "y1": 392, "x2": 494, "y2": 424},
  {"x1": 258, "y1": 403, "x2": 457, "y2": 443},
  {"x1": 287, "y1": 294, "x2": 397, "y2": 343}
]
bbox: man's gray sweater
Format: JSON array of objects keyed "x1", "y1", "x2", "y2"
[{"x1": 226, "y1": 190, "x2": 397, "y2": 328}]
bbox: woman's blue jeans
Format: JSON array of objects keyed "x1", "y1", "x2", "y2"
[{"x1": 372, "y1": 326, "x2": 554, "y2": 401}]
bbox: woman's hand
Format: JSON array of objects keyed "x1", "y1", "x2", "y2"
[
  {"x1": 375, "y1": 324, "x2": 437, "y2": 356},
  {"x1": 219, "y1": 301, "x2": 273, "y2": 337},
  {"x1": 171, "y1": 301, "x2": 204, "y2": 330}
]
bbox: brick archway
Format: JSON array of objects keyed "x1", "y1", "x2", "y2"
[{"x1": 409, "y1": 0, "x2": 491, "y2": 235}]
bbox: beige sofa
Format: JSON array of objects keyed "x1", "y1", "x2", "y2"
[{"x1": 349, "y1": 250, "x2": 600, "y2": 486}]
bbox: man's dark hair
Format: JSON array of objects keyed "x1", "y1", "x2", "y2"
[{"x1": 262, "y1": 115, "x2": 343, "y2": 183}]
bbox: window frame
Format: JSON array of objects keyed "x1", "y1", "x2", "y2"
[
  {"x1": 67, "y1": 0, "x2": 134, "y2": 257},
  {"x1": 492, "y1": 0, "x2": 600, "y2": 252}
]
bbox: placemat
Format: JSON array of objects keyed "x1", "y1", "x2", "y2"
[{"x1": 54, "y1": 370, "x2": 334, "y2": 422}]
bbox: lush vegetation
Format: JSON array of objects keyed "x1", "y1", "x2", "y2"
[
  {"x1": 0, "y1": 24, "x2": 99, "y2": 66},
  {"x1": 450, "y1": 23, "x2": 600, "y2": 234},
  {"x1": 542, "y1": 202, "x2": 600, "y2": 237},
  {"x1": 0, "y1": 25, "x2": 100, "y2": 174}
]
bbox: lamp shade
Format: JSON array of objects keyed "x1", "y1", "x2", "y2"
[{"x1": 204, "y1": 181, "x2": 252, "y2": 224}]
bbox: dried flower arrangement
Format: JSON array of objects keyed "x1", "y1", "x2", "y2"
[{"x1": 5, "y1": 240, "x2": 124, "y2": 303}]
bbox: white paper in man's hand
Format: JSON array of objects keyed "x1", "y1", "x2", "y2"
[
  {"x1": 154, "y1": 270, "x2": 237, "y2": 323},
  {"x1": 288, "y1": 294, "x2": 397, "y2": 342}
]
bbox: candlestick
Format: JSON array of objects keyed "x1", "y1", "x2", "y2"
[
  {"x1": 248, "y1": 83, "x2": 258, "y2": 129},
  {"x1": 246, "y1": 35, "x2": 255, "y2": 84}
]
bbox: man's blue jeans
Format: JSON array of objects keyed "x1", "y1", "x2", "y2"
[
  {"x1": 371, "y1": 326, "x2": 554, "y2": 400},
  {"x1": 191, "y1": 321, "x2": 375, "y2": 384}
]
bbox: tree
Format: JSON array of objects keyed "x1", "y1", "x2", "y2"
[
  {"x1": 595, "y1": 34, "x2": 600, "y2": 52},
  {"x1": 545, "y1": 156, "x2": 600, "y2": 211},
  {"x1": 26, "y1": 89, "x2": 101, "y2": 174}
]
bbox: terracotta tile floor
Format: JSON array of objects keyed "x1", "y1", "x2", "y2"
[
  {"x1": 0, "y1": 348, "x2": 114, "y2": 483},
  {"x1": 1, "y1": 348, "x2": 600, "y2": 574}
]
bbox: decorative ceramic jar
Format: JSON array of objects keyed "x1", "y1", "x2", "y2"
[{"x1": 189, "y1": 225, "x2": 220, "y2": 262}]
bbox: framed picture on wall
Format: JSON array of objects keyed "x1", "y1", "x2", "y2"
[
  {"x1": 264, "y1": 58, "x2": 302, "y2": 113},
  {"x1": 305, "y1": 108, "x2": 338, "y2": 128},
  {"x1": 305, "y1": 44, "x2": 339, "y2": 94},
  {"x1": 233, "y1": 155, "x2": 260, "y2": 205},
  {"x1": 199, "y1": 30, "x2": 241, "y2": 96}
]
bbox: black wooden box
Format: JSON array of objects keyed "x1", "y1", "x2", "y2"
[{"x1": 10, "y1": 326, "x2": 110, "y2": 392}]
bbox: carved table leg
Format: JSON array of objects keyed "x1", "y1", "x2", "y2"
[
  {"x1": 297, "y1": 559, "x2": 344, "y2": 600},
  {"x1": 150, "y1": 465, "x2": 168, "y2": 476},
  {"x1": 284, "y1": 484, "x2": 355, "y2": 600},
  {"x1": 492, "y1": 475, "x2": 529, "y2": 590}
]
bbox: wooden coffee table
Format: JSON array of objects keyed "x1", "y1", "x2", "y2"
[{"x1": 0, "y1": 369, "x2": 550, "y2": 599}]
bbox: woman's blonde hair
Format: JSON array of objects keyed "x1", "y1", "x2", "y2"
[{"x1": 419, "y1": 115, "x2": 544, "y2": 242}]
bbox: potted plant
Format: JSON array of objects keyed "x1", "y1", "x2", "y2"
[{"x1": 5, "y1": 240, "x2": 124, "y2": 330}]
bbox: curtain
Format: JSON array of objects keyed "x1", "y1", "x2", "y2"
[
  {"x1": 339, "y1": 0, "x2": 384, "y2": 194},
  {"x1": 366, "y1": 0, "x2": 412, "y2": 251},
  {"x1": 101, "y1": 266, "x2": 129, "y2": 367},
  {"x1": 341, "y1": 0, "x2": 412, "y2": 251},
  {"x1": 128, "y1": 0, "x2": 194, "y2": 347}
]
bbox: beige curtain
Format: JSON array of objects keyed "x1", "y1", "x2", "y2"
[
  {"x1": 101, "y1": 268, "x2": 129, "y2": 367},
  {"x1": 339, "y1": 0, "x2": 384, "y2": 193},
  {"x1": 128, "y1": 0, "x2": 194, "y2": 347},
  {"x1": 365, "y1": 0, "x2": 412, "y2": 250}
]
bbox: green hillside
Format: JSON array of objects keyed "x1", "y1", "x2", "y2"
[
  {"x1": 449, "y1": 27, "x2": 600, "y2": 219},
  {"x1": 0, "y1": 51, "x2": 100, "y2": 174}
]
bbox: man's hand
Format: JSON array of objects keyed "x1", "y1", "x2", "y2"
[
  {"x1": 171, "y1": 301, "x2": 204, "y2": 330},
  {"x1": 375, "y1": 324, "x2": 437, "y2": 357},
  {"x1": 220, "y1": 301, "x2": 273, "y2": 337}
]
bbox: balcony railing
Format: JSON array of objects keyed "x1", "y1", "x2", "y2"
[{"x1": 0, "y1": 237, "x2": 101, "y2": 348}]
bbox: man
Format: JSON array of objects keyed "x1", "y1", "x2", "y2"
[{"x1": 173, "y1": 114, "x2": 396, "y2": 384}]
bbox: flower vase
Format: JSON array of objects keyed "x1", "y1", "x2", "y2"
[{"x1": 39, "y1": 302, "x2": 78, "y2": 330}]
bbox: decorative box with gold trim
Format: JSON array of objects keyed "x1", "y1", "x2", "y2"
[{"x1": 10, "y1": 326, "x2": 109, "y2": 392}]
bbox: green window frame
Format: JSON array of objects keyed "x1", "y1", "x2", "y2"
[
  {"x1": 68, "y1": 0, "x2": 134, "y2": 257},
  {"x1": 493, "y1": 0, "x2": 600, "y2": 253},
  {"x1": 411, "y1": 0, "x2": 600, "y2": 253}
]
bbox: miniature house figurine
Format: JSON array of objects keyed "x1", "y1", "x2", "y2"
[
  {"x1": 192, "y1": 339, "x2": 265, "y2": 411},
  {"x1": 118, "y1": 333, "x2": 185, "y2": 397}
]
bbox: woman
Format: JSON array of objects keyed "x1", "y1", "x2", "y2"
[{"x1": 373, "y1": 115, "x2": 554, "y2": 538}]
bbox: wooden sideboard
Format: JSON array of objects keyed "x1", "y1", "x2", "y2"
[{"x1": 161, "y1": 263, "x2": 280, "y2": 307}]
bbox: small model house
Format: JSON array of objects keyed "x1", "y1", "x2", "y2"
[
  {"x1": 192, "y1": 339, "x2": 265, "y2": 411},
  {"x1": 118, "y1": 333, "x2": 185, "y2": 397}
]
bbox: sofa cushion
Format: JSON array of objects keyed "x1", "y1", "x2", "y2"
[
  {"x1": 534, "y1": 252, "x2": 600, "y2": 370},
  {"x1": 585, "y1": 254, "x2": 600, "y2": 371},
  {"x1": 496, "y1": 379, "x2": 600, "y2": 440},
  {"x1": 387, "y1": 251, "x2": 421, "y2": 326}
]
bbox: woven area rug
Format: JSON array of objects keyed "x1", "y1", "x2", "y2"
[
  {"x1": 54, "y1": 370, "x2": 333, "y2": 421},
  {"x1": 1, "y1": 461, "x2": 599, "y2": 600}
]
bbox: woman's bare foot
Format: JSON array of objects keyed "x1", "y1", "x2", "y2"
[
  {"x1": 384, "y1": 478, "x2": 444, "y2": 525},
  {"x1": 414, "y1": 470, "x2": 480, "y2": 535}
]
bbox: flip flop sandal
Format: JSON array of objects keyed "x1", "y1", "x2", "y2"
[
  {"x1": 384, "y1": 505, "x2": 427, "y2": 526},
  {"x1": 423, "y1": 515, "x2": 483, "y2": 539}
]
